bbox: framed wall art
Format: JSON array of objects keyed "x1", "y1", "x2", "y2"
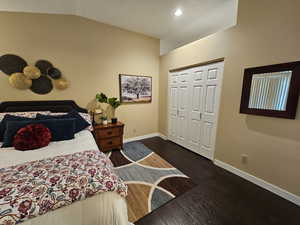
[{"x1": 119, "y1": 74, "x2": 152, "y2": 103}]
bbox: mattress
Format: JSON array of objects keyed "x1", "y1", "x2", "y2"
[{"x1": 0, "y1": 130, "x2": 131, "y2": 225}]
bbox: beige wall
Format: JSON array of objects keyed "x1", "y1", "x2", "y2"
[
  {"x1": 0, "y1": 12, "x2": 160, "y2": 139},
  {"x1": 1, "y1": 1, "x2": 300, "y2": 197},
  {"x1": 160, "y1": 0, "x2": 300, "y2": 196}
]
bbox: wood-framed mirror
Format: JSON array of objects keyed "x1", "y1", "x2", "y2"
[{"x1": 240, "y1": 61, "x2": 300, "y2": 119}]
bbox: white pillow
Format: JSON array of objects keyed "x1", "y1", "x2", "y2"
[{"x1": 79, "y1": 113, "x2": 93, "y2": 131}]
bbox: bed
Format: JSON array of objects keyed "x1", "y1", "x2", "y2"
[{"x1": 0, "y1": 100, "x2": 130, "y2": 225}]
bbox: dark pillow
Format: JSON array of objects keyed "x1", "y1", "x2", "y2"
[
  {"x1": 2, "y1": 118, "x2": 76, "y2": 148},
  {"x1": 13, "y1": 124, "x2": 52, "y2": 151},
  {"x1": 36, "y1": 110, "x2": 90, "y2": 133},
  {"x1": 0, "y1": 115, "x2": 34, "y2": 142}
]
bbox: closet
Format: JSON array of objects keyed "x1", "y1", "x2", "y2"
[{"x1": 168, "y1": 61, "x2": 224, "y2": 160}]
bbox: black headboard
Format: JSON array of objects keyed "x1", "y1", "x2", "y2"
[{"x1": 0, "y1": 100, "x2": 87, "y2": 113}]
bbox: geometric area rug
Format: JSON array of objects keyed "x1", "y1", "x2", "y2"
[{"x1": 107, "y1": 141, "x2": 196, "y2": 223}]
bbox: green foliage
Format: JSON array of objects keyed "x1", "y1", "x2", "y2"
[
  {"x1": 96, "y1": 93, "x2": 108, "y2": 103},
  {"x1": 108, "y1": 97, "x2": 121, "y2": 109},
  {"x1": 96, "y1": 93, "x2": 121, "y2": 109}
]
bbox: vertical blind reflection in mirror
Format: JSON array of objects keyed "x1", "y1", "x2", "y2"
[{"x1": 248, "y1": 71, "x2": 292, "y2": 111}]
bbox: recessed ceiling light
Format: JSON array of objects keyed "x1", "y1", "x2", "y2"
[{"x1": 174, "y1": 9, "x2": 183, "y2": 17}]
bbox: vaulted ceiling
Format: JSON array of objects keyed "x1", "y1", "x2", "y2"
[{"x1": 0, "y1": 0, "x2": 238, "y2": 55}]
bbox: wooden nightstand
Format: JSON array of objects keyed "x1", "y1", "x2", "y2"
[{"x1": 93, "y1": 122, "x2": 124, "y2": 152}]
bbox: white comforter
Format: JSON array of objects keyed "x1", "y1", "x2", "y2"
[
  {"x1": 0, "y1": 130, "x2": 98, "y2": 168},
  {"x1": 0, "y1": 130, "x2": 130, "y2": 225}
]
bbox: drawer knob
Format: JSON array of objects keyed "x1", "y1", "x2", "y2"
[
  {"x1": 108, "y1": 141, "x2": 113, "y2": 145},
  {"x1": 107, "y1": 131, "x2": 112, "y2": 135}
]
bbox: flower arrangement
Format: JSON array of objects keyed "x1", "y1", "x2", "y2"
[{"x1": 96, "y1": 93, "x2": 121, "y2": 122}]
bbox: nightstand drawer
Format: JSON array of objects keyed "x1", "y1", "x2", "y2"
[
  {"x1": 93, "y1": 122, "x2": 124, "y2": 153},
  {"x1": 98, "y1": 137, "x2": 122, "y2": 149},
  {"x1": 97, "y1": 127, "x2": 122, "y2": 139}
]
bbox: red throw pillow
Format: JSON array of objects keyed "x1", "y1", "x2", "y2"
[{"x1": 13, "y1": 124, "x2": 52, "y2": 151}]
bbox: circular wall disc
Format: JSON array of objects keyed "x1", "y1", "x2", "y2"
[
  {"x1": 9, "y1": 73, "x2": 32, "y2": 89},
  {"x1": 35, "y1": 60, "x2": 53, "y2": 74},
  {"x1": 0, "y1": 54, "x2": 27, "y2": 75},
  {"x1": 54, "y1": 77, "x2": 69, "y2": 90},
  {"x1": 47, "y1": 67, "x2": 62, "y2": 79},
  {"x1": 30, "y1": 75, "x2": 53, "y2": 95},
  {"x1": 23, "y1": 65, "x2": 41, "y2": 79}
]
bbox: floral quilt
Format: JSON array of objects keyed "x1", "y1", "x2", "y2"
[{"x1": 0, "y1": 150, "x2": 127, "y2": 225}]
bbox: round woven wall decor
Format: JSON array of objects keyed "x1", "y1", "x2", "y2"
[
  {"x1": 47, "y1": 67, "x2": 62, "y2": 79},
  {"x1": 23, "y1": 65, "x2": 41, "y2": 79},
  {"x1": 35, "y1": 60, "x2": 53, "y2": 74},
  {"x1": 30, "y1": 75, "x2": 53, "y2": 95},
  {"x1": 54, "y1": 77, "x2": 69, "y2": 90},
  {"x1": 0, "y1": 54, "x2": 27, "y2": 75},
  {"x1": 2, "y1": 55, "x2": 68, "y2": 94},
  {"x1": 9, "y1": 73, "x2": 32, "y2": 89}
]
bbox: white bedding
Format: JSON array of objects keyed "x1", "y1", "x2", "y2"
[
  {"x1": 0, "y1": 130, "x2": 98, "y2": 168},
  {"x1": 0, "y1": 130, "x2": 131, "y2": 225}
]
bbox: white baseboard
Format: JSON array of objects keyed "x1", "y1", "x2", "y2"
[
  {"x1": 214, "y1": 160, "x2": 300, "y2": 206},
  {"x1": 124, "y1": 133, "x2": 160, "y2": 143},
  {"x1": 159, "y1": 133, "x2": 168, "y2": 140},
  {"x1": 124, "y1": 133, "x2": 168, "y2": 143}
]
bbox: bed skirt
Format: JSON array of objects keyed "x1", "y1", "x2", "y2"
[{"x1": 21, "y1": 192, "x2": 130, "y2": 225}]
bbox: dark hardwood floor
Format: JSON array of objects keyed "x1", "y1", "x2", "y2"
[{"x1": 134, "y1": 137, "x2": 300, "y2": 225}]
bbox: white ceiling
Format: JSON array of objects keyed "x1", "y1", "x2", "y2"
[{"x1": 0, "y1": 0, "x2": 238, "y2": 55}]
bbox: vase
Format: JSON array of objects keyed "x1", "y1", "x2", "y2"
[
  {"x1": 111, "y1": 117, "x2": 118, "y2": 124},
  {"x1": 106, "y1": 105, "x2": 115, "y2": 122}
]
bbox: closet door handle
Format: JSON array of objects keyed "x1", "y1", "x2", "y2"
[
  {"x1": 177, "y1": 109, "x2": 179, "y2": 116},
  {"x1": 200, "y1": 113, "x2": 202, "y2": 120}
]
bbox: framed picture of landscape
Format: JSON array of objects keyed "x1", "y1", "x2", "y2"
[{"x1": 119, "y1": 74, "x2": 152, "y2": 103}]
